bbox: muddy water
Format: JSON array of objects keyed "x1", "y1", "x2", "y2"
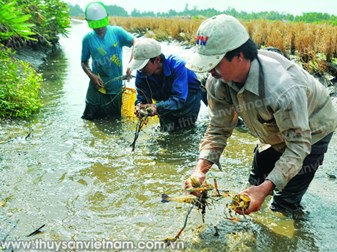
[{"x1": 0, "y1": 20, "x2": 337, "y2": 251}]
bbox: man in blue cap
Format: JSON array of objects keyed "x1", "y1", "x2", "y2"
[{"x1": 81, "y1": 1, "x2": 135, "y2": 120}]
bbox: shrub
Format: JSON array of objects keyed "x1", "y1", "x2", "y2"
[{"x1": 0, "y1": 46, "x2": 42, "y2": 118}]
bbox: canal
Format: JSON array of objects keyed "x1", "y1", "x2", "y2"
[{"x1": 1, "y1": 20, "x2": 337, "y2": 251}]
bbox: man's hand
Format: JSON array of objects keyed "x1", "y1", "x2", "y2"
[
  {"x1": 236, "y1": 180, "x2": 275, "y2": 215},
  {"x1": 92, "y1": 74, "x2": 104, "y2": 89},
  {"x1": 135, "y1": 104, "x2": 157, "y2": 117},
  {"x1": 146, "y1": 104, "x2": 157, "y2": 116},
  {"x1": 134, "y1": 103, "x2": 144, "y2": 118},
  {"x1": 184, "y1": 159, "x2": 213, "y2": 196},
  {"x1": 126, "y1": 67, "x2": 132, "y2": 81}
]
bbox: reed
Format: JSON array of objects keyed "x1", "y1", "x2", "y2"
[{"x1": 111, "y1": 17, "x2": 337, "y2": 74}]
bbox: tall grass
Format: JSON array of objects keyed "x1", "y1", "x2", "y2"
[{"x1": 111, "y1": 17, "x2": 337, "y2": 75}]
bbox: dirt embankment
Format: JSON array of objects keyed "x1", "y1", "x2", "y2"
[{"x1": 15, "y1": 44, "x2": 61, "y2": 70}]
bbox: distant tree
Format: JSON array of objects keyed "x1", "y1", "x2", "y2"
[
  {"x1": 168, "y1": 9, "x2": 177, "y2": 17},
  {"x1": 202, "y1": 8, "x2": 220, "y2": 17},
  {"x1": 131, "y1": 9, "x2": 141, "y2": 17},
  {"x1": 106, "y1": 5, "x2": 128, "y2": 17},
  {"x1": 68, "y1": 3, "x2": 83, "y2": 16},
  {"x1": 294, "y1": 12, "x2": 331, "y2": 23},
  {"x1": 140, "y1": 11, "x2": 156, "y2": 17},
  {"x1": 224, "y1": 7, "x2": 240, "y2": 18},
  {"x1": 65, "y1": 2, "x2": 337, "y2": 25}
]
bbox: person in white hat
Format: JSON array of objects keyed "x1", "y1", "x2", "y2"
[
  {"x1": 81, "y1": 1, "x2": 135, "y2": 120},
  {"x1": 184, "y1": 14, "x2": 337, "y2": 216},
  {"x1": 128, "y1": 37, "x2": 204, "y2": 132}
]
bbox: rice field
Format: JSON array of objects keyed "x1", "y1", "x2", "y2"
[{"x1": 110, "y1": 17, "x2": 337, "y2": 75}]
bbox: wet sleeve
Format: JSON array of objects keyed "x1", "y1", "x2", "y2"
[
  {"x1": 199, "y1": 78, "x2": 238, "y2": 169},
  {"x1": 155, "y1": 63, "x2": 188, "y2": 114},
  {"x1": 81, "y1": 35, "x2": 91, "y2": 62}
]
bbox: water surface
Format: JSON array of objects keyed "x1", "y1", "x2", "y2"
[{"x1": 1, "y1": 20, "x2": 337, "y2": 252}]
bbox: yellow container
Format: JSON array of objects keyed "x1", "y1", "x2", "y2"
[
  {"x1": 122, "y1": 87, "x2": 137, "y2": 118},
  {"x1": 121, "y1": 87, "x2": 159, "y2": 123}
]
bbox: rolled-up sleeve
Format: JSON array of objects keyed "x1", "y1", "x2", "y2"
[{"x1": 199, "y1": 78, "x2": 238, "y2": 169}]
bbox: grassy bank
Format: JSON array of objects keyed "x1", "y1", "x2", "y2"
[{"x1": 0, "y1": 0, "x2": 70, "y2": 119}]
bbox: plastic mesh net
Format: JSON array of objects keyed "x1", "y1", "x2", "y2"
[{"x1": 121, "y1": 87, "x2": 137, "y2": 118}]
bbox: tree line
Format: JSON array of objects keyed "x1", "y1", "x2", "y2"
[{"x1": 68, "y1": 3, "x2": 337, "y2": 25}]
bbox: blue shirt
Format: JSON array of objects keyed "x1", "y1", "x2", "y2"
[
  {"x1": 135, "y1": 54, "x2": 201, "y2": 114},
  {"x1": 81, "y1": 26, "x2": 133, "y2": 94}
]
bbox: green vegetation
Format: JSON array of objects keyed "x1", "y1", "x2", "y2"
[
  {"x1": 0, "y1": 1, "x2": 35, "y2": 41},
  {"x1": 0, "y1": 47, "x2": 43, "y2": 118},
  {"x1": 112, "y1": 17, "x2": 337, "y2": 77},
  {"x1": 1, "y1": 0, "x2": 71, "y2": 49},
  {"x1": 21, "y1": 0, "x2": 70, "y2": 47},
  {"x1": 67, "y1": 3, "x2": 337, "y2": 25},
  {"x1": 0, "y1": 0, "x2": 70, "y2": 119},
  {"x1": 1, "y1": 1, "x2": 335, "y2": 119},
  {"x1": 70, "y1": 1, "x2": 337, "y2": 78}
]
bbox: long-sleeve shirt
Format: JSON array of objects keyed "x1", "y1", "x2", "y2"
[
  {"x1": 135, "y1": 54, "x2": 201, "y2": 116},
  {"x1": 200, "y1": 50, "x2": 337, "y2": 191}
]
